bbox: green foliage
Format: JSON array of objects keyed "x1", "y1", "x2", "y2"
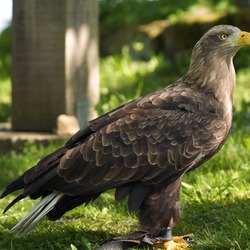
[
  {"x1": 99, "y1": 0, "x2": 236, "y2": 34},
  {"x1": 97, "y1": 46, "x2": 166, "y2": 114},
  {"x1": 0, "y1": 25, "x2": 11, "y2": 122},
  {"x1": 0, "y1": 78, "x2": 11, "y2": 122},
  {"x1": 97, "y1": 45, "x2": 190, "y2": 115},
  {"x1": 0, "y1": 26, "x2": 11, "y2": 79}
]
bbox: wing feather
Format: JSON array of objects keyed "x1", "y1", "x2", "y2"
[
  {"x1": 2, "y1": 87, "x2": 230, "y2": 213},
  {"x1": 61, "y1": 93, "x2": 225, "y2": 189}
]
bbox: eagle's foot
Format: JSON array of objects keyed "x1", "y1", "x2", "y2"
[
  {"x1": 152, "y1": 234, "x2": 194, "y2": 249},
  {"x1": 142, "y1": 227, "x2": 194, "y2": 249}
]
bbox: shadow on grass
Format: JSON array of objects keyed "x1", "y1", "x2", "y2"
[{"x1": 0, "y1": 196, "x2": 249, "y2": 250}]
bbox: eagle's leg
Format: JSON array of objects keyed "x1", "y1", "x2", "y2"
[
  {"x1": 139, "y1": 178, "x2": 194, "y2": 249},
  {"x1": 142, "y1": 227, "x2": 194, "y2": 249}
]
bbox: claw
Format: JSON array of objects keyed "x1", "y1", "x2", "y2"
[{"x1": 152, "y1": 234, "x2": 194, "y2": 250}]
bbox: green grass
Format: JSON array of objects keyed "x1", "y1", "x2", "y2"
[
  {"x1": 0, "y1": 131, "x2": 249, "y2": 250},
  {"x1": 97, "y1": 48, "x2": 189, "y2": 116},
  {"x1": 0, "y1": 78, "x2": 11, "y2": 122}
]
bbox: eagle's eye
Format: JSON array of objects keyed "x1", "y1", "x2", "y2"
[{"x1": 219, "y1": 33, "x2": 229, "y2": 40}]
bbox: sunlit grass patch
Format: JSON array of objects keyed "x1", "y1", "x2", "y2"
[{"x1": 0, "y1": 78, "x2": 11, "y2": 122}]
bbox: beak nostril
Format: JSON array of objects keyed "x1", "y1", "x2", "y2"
[{"x1": 242, "y1": 34, "x2": 245, "y2": 37}]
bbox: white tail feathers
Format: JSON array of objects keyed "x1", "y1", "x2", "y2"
[{"x1": 11, "y1": 192, "x2": 63, "y2": 236}]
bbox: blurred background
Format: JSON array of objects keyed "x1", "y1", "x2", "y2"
[
  {"x1": 1, "y1": 0, "x2": 250, "y2": 132},
  {"x1": 0, "y1": 2, "x2": 249, "y2": 249}
]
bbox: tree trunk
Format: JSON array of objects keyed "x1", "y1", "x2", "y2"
[{"x1": 11, "y1": 0, "x2": 99, "y2": 132}]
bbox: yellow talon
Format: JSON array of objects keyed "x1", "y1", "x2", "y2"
[{"x1": 152, "y1": 234, "x2": 194, "y2": 250}]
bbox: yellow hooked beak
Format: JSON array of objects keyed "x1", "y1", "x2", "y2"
[{"x1": 228, "y1": 31, "x2": 250, "y2": 46}]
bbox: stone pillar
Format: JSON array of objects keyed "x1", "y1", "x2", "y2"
[
  {"x1": 11, "y1": 0, "x2": 99, "y2": 132},
  {"x1": 65, "y1": 0, "x2": 99, "y2": 127}
]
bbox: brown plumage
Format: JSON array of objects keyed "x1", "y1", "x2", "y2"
[{"x1": 1, "y1": 25, "x2": 250, "y2": 248}]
